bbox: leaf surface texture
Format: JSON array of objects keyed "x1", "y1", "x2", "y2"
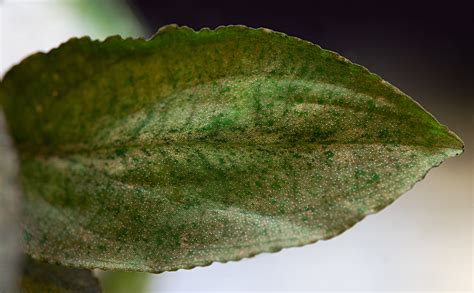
[{"x1": 0, "y1": 25, "x2": 463, "y2": 272}]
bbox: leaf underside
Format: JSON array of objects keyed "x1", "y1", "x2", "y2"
[
  {"x1": 0, "y1": 25, "x2": 463, "y2": 272},
  {"x1": 20, "y1": 257, "x2": 100, "y2": 293}
]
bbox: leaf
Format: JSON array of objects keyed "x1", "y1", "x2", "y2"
[
  {"x1": 20, "y1": 257, "x2": 100, "y2": 293},
  {"x1": 98, "y1": 271, "x2": 149, "y2": 293},
  {"x1": 0, "y1": 109, "x2": 22, "y2": 293},
  {"x1": 0, "y1": 25, "x2": 463, "y2": 273}
]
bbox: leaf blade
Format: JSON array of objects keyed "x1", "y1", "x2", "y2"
[{"x1": 0, "y1": 25, "x2": 463, "y2": 272}]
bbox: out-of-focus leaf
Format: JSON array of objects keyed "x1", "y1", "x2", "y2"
[
  {"x1": 0, "y1": 110, "x2": 21, "y2": 293},
  {"x1": 99, "y1": 271, "x2": 149, "y2": 293},
  {"x1": 71, "y1": 0, "x2": 145, "y2": 38},
  {"x1": 20, "y1": 257, "x2": 100, "y2": 293},
  {"x1": 0, "y1": 25, "x2": 463, "y2": 273}
]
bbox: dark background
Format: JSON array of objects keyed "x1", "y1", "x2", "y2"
[{"x1": 126, "y1": 0, "x2": 473, "y2": 144}]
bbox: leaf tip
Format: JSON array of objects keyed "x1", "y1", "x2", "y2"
[{"x1": 449, "y1": 130, "x2": 464, "y2": 155}]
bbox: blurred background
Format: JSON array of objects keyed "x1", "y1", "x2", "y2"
[{"x1": 1, "y1": 0, "x2": 472, "y2": 291}]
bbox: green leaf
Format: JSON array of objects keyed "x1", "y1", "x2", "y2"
[
  {"x1": 98, "y1": 271, "x2": 149, "y2": 293},
  {"x1": 20, "y1": 257, "x2": 100, "y2": 293},
  {"x1": 0, "y1": 25, "x2": 463, "y2": 273},
  {"x1": 0, "y1": 109, "x2": 22, "y2": 293}
]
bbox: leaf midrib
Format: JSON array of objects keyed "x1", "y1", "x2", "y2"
[{"x1": 18, "y1": 139, "x2": 458, "y2": 160}]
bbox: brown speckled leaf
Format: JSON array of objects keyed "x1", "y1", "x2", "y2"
[{"x1": 0, "y1": 25, "x2": 463, "y2": 273}]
